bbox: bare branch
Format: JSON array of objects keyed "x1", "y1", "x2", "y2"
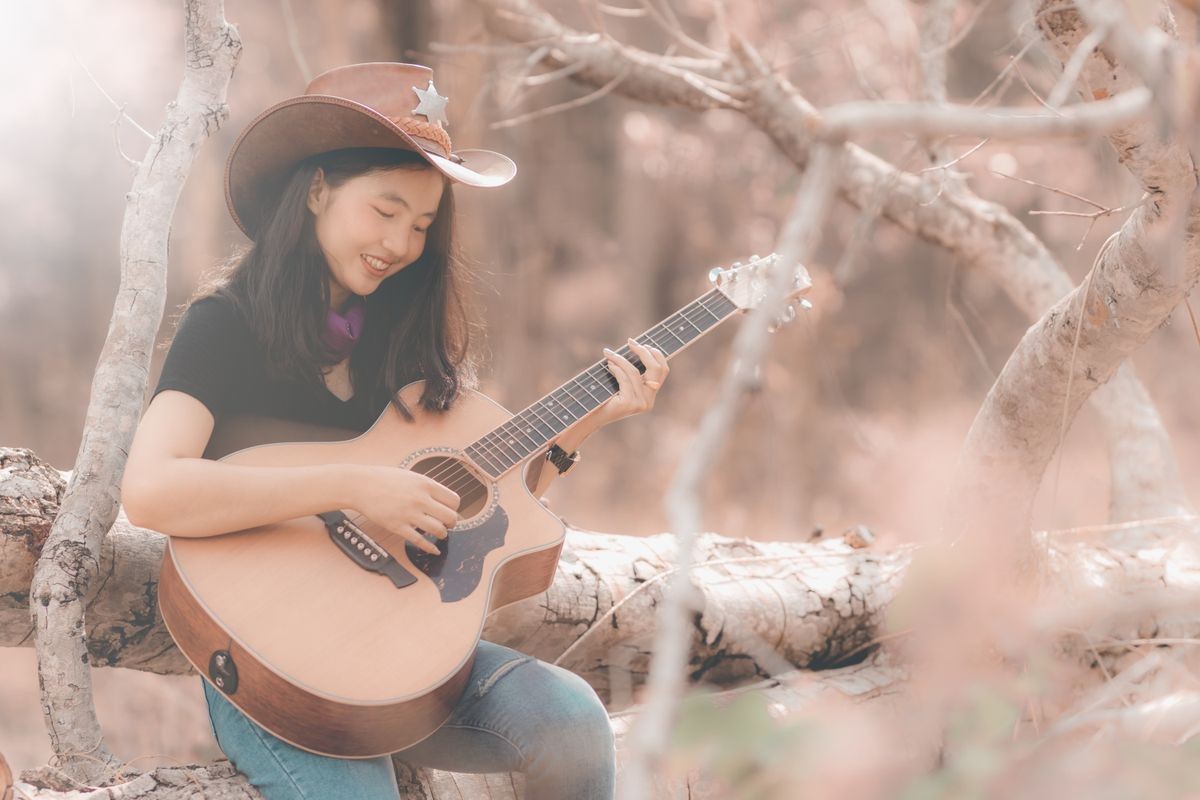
[
  {"x1": 278, "y1": 0, "x2": 312, "y2": 82},
  {"x1": 1045, "y1": 20, "x2": 1109, "y2": 108},
  {"x1": 918, "y1": 0, "x2": 956, "y2": 106},
  {"x1": 621, "y1": 144, "x2": 842, "y2": 799},
  {"x1": 635, "y1": 0, "x2": 725, "y2": 60},
  {"x1": 819, "y1": 87, "x2": 1150, "y2": 141},
  {"x1": 28, "y1": 0, "x2": 240, "y2": 784},
  {"x1": 919, "y1": 137, "x2": 989, "y2": 173},
  {"x1": 491, "y1": 63, "x2": 631, "y2": 128}
]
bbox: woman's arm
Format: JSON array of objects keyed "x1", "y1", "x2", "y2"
[
  {"x1": 121, "y1": 390, "x2": 363, "y2": 537},
  {"x1": 524, "y1": 339, "x2": 670, "y2": 499}
]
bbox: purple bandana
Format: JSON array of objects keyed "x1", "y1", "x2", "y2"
[{"x1": 323, "y1": 297, "x2": 365, "y2": 361}]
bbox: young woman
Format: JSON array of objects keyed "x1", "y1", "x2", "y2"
[{"x1": 121, "y1": 62, "x2": 669, "y2": 800}]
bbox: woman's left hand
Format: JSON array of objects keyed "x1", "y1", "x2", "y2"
[{"x1": 591, "y1": 338, "x2": 670, "y2": 427}]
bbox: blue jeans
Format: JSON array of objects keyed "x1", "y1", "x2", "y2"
[{"x1": 201, "y1": 640, "x2": 615, "y2": 799}]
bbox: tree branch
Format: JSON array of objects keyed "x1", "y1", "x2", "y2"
[
  {"x1": 950, "y1": 0, "x2": 1200, "y2": 557},
  {"x1": 467, "y1": 0, "x2": 1193, "y2": 528},
  {"x1": 27, "y1": 0, "x2": 240, "y2": 783}
]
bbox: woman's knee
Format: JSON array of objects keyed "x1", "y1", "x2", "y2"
[{"x1": 527, "y1": 664, "x2": 616, "y2": 757}]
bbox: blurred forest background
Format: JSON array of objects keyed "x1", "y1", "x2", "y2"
[{"x1": 4, "y1": 0, "x2": 1200, "y2": 784}]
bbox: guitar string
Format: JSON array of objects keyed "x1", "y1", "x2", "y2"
[
  {"x1": 339, "y1": 292, "x2": 737, "y2": 544},
  {"x1": 420, "y1": 293, "x2": 733, "y2": 495},
  {"x1": 458, "y1": 292, "x2": 731, "y2": 476},
  {"x1": 407, "y1": 305, "x2": 735, "y2": 526},
  {"x1": 460, "y1": 294, "x2": 725, "y2": 475},
  {"x1": 416, "y1": 293, "x2": 734, "y2": 500},
  {"x1": 425, "y1": 299, "x2": 730, "y2": 502}
]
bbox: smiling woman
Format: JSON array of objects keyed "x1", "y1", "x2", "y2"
[
  {"x1": 308, "y1": 166, "x2": 445, "y2": 313},
  {"x1": 118, "y1": 62, "x2": 670, "y2": 800}
]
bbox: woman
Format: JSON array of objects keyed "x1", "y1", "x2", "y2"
[{"x1": 121, "y1": 62, "x2": 669, "y2": 800}]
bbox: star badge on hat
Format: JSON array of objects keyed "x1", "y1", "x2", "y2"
[
  {"x1": 412, "y1": 80, "x2": 449, "y2": 128},
  {"x1": 224, "y1": 63, "x2": 516, "y2": 240}
]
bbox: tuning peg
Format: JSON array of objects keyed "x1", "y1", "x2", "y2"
[
  {"x1": 708, "y1": 267, "x2": 725, "y2": 283},
  {"x1": 798, "y1": 298, "x2": 813, "y2": 310},
  {"x1": 730, "y1": 262, "x2": 742, "y2": 282},
  {"x1": 749, "y1": 253, "x2": 761, "y2": 262},
  {"x1": 781, "y1": 305, "x2": 797, "y2": 323}
]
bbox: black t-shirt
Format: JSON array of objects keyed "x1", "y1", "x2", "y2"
[{"x1": 153, "y1": 294, "x2": 386, "y2": 434}]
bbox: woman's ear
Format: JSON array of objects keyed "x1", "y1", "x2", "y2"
[{"x1": 306, "y1": 167, "x2": 327, "y2": 215}]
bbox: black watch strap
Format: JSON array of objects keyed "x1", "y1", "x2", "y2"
[{"x1": 546, "y1": 443, "x2": 581, "y2": 475}]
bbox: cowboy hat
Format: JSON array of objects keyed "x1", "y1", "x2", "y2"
[{"x1": 225, "y1": 62, "x2": 516, "y2": 239}]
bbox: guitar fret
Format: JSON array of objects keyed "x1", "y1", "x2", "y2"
[
  {"x1": 487, "y1": 432, "x2": 523, "y2": 464},
  {"x1": 554, "y1": 384, "x2": 593, "y2": 417},
  {"x1": 468, "y1": 443, "x2": 505, "y2": 474},
  {"x1": 498, "y1": 418, "x2": 540, "y2": 453},
  {"x1": 670, "y1": 308, "x2": 706, "y2": 337},
  {"x1": 466, "y1": 286, "x2": 744, "y2": 477},
  {"x1": 693, "y1": 299, "x2": 724, "y2": 323},
  {"x1": 545, "y1": 395, "x2": 581, "y2": 427},
  {"x1": 525, "y1": 402, "x2": 563, "y2": 437},
  {"x1": 651, "y1": 325, "x2": 686, "y2": 349},
  {"x1": 534, "y1": 399, "x2": 572, "y2": 436},
  {"x1": 518, "y1": 407, "x2": 557, "y2": 440},
  {"x1": 572, "y1": 374, "x2": 605, "y2": 404},
  {"x1": 559, "y1": 381, "x2": 596, "y2": 413},
  {"x1": 514, "y1": 412, "x2": 552, "y2": 445}
]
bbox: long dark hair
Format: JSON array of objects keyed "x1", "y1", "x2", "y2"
[{"x1": 199, "y1": 147, "x2": 479, "y2": 420}]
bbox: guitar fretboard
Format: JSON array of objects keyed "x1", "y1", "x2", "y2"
[{"x1": 464, "y1": 288, "x2": 740, "y2": 477}]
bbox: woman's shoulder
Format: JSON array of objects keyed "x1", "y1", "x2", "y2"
[
  {"x1": 167, "y1": 290, "x2": 254, "y2": 347},
  {"x1": 178, "y1": 290, "x2": 248, "y2": 327}
]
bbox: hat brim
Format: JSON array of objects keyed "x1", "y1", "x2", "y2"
[{"x1": 225, "y1": 95, "x2": 516, "y2": 239}]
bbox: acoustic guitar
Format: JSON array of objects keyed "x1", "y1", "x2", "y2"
[{"x1": 157, "y1": 253, "x2": 811, "y2": 758}]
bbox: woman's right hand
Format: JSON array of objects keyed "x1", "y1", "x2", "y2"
[{"x1": 347, "y1": 465, "x2": 460, "y2": 554}]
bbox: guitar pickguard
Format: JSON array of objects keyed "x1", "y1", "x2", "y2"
[{"x1": 406, "y1": 506, "x2": 509, "y2": 602}]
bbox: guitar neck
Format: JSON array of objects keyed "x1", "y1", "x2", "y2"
[{"x1": 464, "y1": 287, "x2": 741, "y2": 477}]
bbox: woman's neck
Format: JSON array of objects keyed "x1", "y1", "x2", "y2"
[{"x1": 329, "y1": 286, "x2": 355, "y2": 313}]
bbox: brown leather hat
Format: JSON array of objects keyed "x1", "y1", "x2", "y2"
[{"x1": 225, "y1": 62, "x2": 516, "y2": 239}]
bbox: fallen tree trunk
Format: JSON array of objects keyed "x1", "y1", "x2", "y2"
[
  {"x1": 12, "y1": 654, "x2": 906, "y2": 799},
  {"x1": 1, "y1": 446, "x2": 905, "y2": 701}
]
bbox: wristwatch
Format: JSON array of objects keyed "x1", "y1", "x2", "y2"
[{"x1": 546, "y1": 443, "x2": 581, "y2": 475}]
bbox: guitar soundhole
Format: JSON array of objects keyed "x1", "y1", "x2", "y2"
[{"x1": 410, "y1": 455, "x2": 491, "y2": 519}]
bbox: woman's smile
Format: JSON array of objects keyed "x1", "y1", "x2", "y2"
[
  {"x1": 308, "y1": 166, "x2": 445, "y2": 310},
  {"x1": 361, "y1": 254, "x2": 392, "y2": 276}
]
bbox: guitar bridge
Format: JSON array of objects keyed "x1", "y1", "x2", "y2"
[{"x1": 317, "y1": 511, "x2": 417, "y2": 589}]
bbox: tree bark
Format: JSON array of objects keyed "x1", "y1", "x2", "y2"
[
  {"x1": 27, "y1": 0, "x2": 240, "y2": 783},
  {"x1": 1, "y1": 447, "x2": 904, "y2": 699},
  {"x1": 951, "y1": 1, "x2": 1199, "y2": 551}
]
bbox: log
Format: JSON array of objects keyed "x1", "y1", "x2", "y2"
[
  {"x1": 12, "y1": 655, "x2": 905, "y2": 799},
  {"x1": 1, "y1": 447, "x2": 905, "y2": 700}
]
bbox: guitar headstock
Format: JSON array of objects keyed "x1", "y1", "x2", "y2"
[{"x1": 708, "y1": 253, "x2": 813, "y2": 328}]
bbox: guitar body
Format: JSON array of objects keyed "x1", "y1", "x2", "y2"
[{"x1": 158, "y1": 380, "x2": 566, "y2": 758}]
